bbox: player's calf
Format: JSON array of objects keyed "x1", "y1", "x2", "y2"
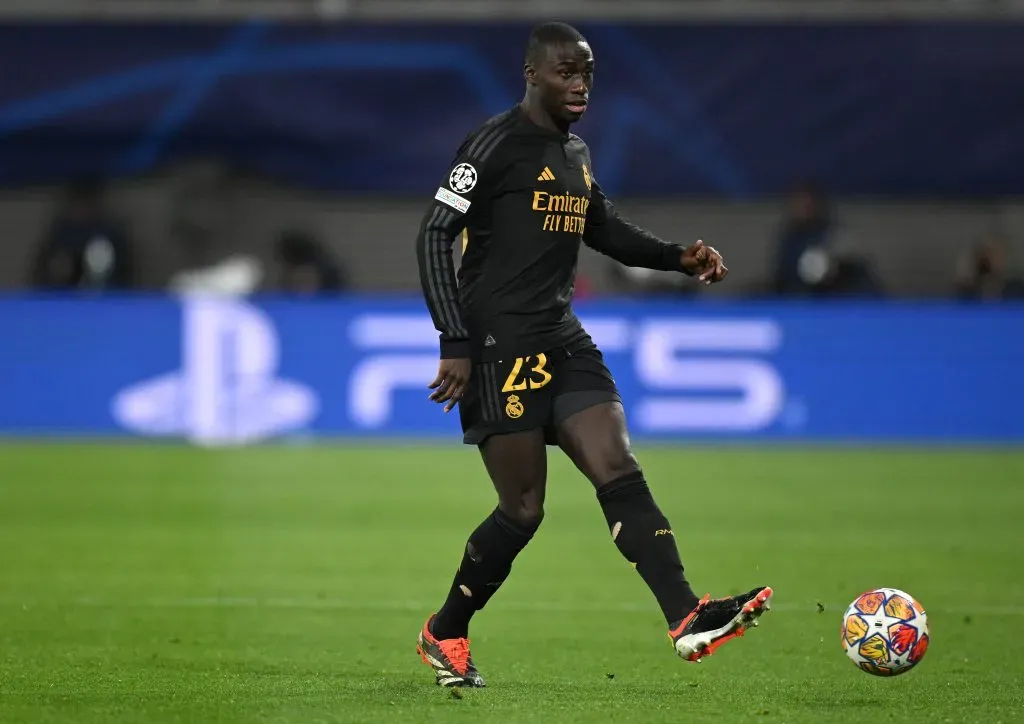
[
  {"x1": 595, "y1": 470, "x2": 702, "y2": 622},
  {"x1": 669, "y1": 586, "x2": 773, "y2": 662}
]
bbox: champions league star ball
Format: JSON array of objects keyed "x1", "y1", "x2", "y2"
[{"x1": 840, "y1": 588, "x2": 930, "y2": 677}]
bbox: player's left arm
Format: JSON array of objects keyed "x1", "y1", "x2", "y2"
[{"x1": 583, "y1": 179, "x2": 728, "y2": 285}]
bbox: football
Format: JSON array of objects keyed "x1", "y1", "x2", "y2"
[{"x1": 840, "y1": 587, "x2": 930, "y2": 676}]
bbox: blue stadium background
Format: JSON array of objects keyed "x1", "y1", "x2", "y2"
[
  {"x1": 1, "y1": 21, "x2": 1022, "y2": 197},
  {"x1": 1, "y1": 16, "x2": 1022, "y2": 445}
]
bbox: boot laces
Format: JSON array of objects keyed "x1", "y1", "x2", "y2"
[{"x1": 439, "y1": 638, "x2": 471, "y2": 675}]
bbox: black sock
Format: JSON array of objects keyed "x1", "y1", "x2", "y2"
[
  {"x1": 597, "y1": 471, "x2": 700, "y2": 625},
  {"x1": 431, "y1": 507, "x2": 539, "y2": 640}
]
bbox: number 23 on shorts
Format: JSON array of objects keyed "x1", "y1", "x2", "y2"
[{"x1": 501, "y1": 354, "x2": 553, "y2": 392}]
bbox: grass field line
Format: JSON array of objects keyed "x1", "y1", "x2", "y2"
[{"x1": 1, "y1": 595, "x2": 1020, "y2": 617}]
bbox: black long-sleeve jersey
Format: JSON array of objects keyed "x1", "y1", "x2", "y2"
[{"x1": 416, "y1": 105, "x2": 690, "y2": 362}]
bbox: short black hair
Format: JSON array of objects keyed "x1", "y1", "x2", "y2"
[{"x1": 525, "y1": 22, "x2": 587, "y2": 65}]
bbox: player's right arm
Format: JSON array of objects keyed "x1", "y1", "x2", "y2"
[
  {"x1": 416, "y1": 114, "x2": 517, "y2": 411},
  {"x1": 415, "y1": 150, "x2": 477, "y2": 361},
  {"x1": 415, "y1": 126, "x2": 501, "y2": 411},
  {"x1": 416, "y1": 113, "x2": 516, "y2": 359}
]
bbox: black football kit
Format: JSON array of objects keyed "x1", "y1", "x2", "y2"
[{"x1": 415, "y1": 105, "x2": 691, "y2": 443}]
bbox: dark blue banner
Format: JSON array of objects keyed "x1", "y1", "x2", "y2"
[
  {"x1": 0, "y1": 296, "x2": 1020, "y2": 443},
  {"x1": 0, "y1": 21, "x2": 1021, "y2": 196}
]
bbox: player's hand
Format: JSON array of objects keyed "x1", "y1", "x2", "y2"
[
  {"x1": 681, "y1": 239, "x2": 728, "y2": 285},
  {"x1": 428, "y1": 358, "x2": 472, "y2": 413}
]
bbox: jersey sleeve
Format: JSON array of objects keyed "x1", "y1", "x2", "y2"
[
  {"x1": 582, "y1": 171, "x2": 690, "y2": 274},
  {"x1": 415, "y1": 135, "x2": 490, "y2": 359}
]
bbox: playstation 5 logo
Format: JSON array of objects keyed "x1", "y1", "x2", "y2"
[{"x1": 112, "y1": 299, "x2": 319, "y2": 446}]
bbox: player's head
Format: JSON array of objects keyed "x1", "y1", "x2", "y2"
[{"x1": 523, "y1": 22, "x2": 593, "y2": 129}]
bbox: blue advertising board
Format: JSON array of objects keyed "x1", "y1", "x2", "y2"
[{"x1": 1, "y1": 296, "x2": 1020, "y2": 444}]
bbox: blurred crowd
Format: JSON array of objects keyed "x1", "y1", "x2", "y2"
[
  {"x1": 598, "y1": 181, "x2": 1023, "y2": 302},
  {"x1": 27, "y1": 171, "x2": 1023, "y2": 301},
  {"x1": 11, "y1": 1, "x2": 1023, "y2": 302},
  {"x1": 29, "y1": 172, "x2": 349, "y2": 298},
  {"x1": 756, "y1": 183, "x2": 1021, "y2": 302}
]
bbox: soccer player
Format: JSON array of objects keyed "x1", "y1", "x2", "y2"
[{"x1": 414, "y1": 22, "x2": 772, "y2": 688}]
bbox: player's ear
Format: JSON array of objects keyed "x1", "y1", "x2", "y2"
[{"x1": 524, "y1": 62, "x2": 537, "y2": 86}]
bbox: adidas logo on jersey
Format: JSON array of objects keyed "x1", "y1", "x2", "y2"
[{"x1": 537, "y1": 167, "x2": 555, "y2": 181}]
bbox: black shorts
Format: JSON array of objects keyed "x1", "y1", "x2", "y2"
[{"x1": 459, "y1": 339, "x2": 621, "y2": 445}]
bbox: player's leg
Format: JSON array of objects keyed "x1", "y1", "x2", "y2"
[
  {"x1": 553, "y1": 355, "x2": 772, "y2": 662},
  {"x1": 417, "y1": 428, "x2": 546, "y2": 687},
  {"x1": 418, "y1": 356, "x2": 550, "y2": 687},
  {"x1": 554, "y1": 399, "x2": 703, "y2": 624},
  {"x1": 431, "y1": 428, "x2": 547, "y2": 640}
]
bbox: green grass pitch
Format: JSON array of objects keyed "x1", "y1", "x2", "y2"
[{"x1": 1, "y1": 443, "x2": 1022, "y2": 723}]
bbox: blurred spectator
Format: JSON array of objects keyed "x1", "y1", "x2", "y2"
[
  {"x1": 273, "y1": 229, "x2": 348, "y2": 295},
  {"x1": 954, "y1": 232, "x2": 1024, "y2": 300},
  {"x1": 166, "y1": 159, "x2": 263, "y2": 296},
  {"x1": 770, "y1": 181, "x2": 882, "y2": 297},
  {"x1": 30, "y1": 178, "x2": 133, "y2": 291}
]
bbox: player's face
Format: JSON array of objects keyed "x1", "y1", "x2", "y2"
[{"x1": 534, "y1": 41, "x2": 594, "y2": 125}]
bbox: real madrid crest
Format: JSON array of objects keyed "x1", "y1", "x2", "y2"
[
  {"x1": 505, "y1": 394, "x2": 524, "y2": 419},
  {"x1": 582, "y1": 163, "x2": 592, "y2": 191}
]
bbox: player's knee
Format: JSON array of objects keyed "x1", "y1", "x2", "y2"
[
  {"x1": 498, "y1": 497, "x2": 545, "y2": 531},
  {"x1": 517, "y1": 505, "x2": 545, "y2": 531},
  {"x1": 594, "y1": 448, "x2": 641, "y2": 488}
]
